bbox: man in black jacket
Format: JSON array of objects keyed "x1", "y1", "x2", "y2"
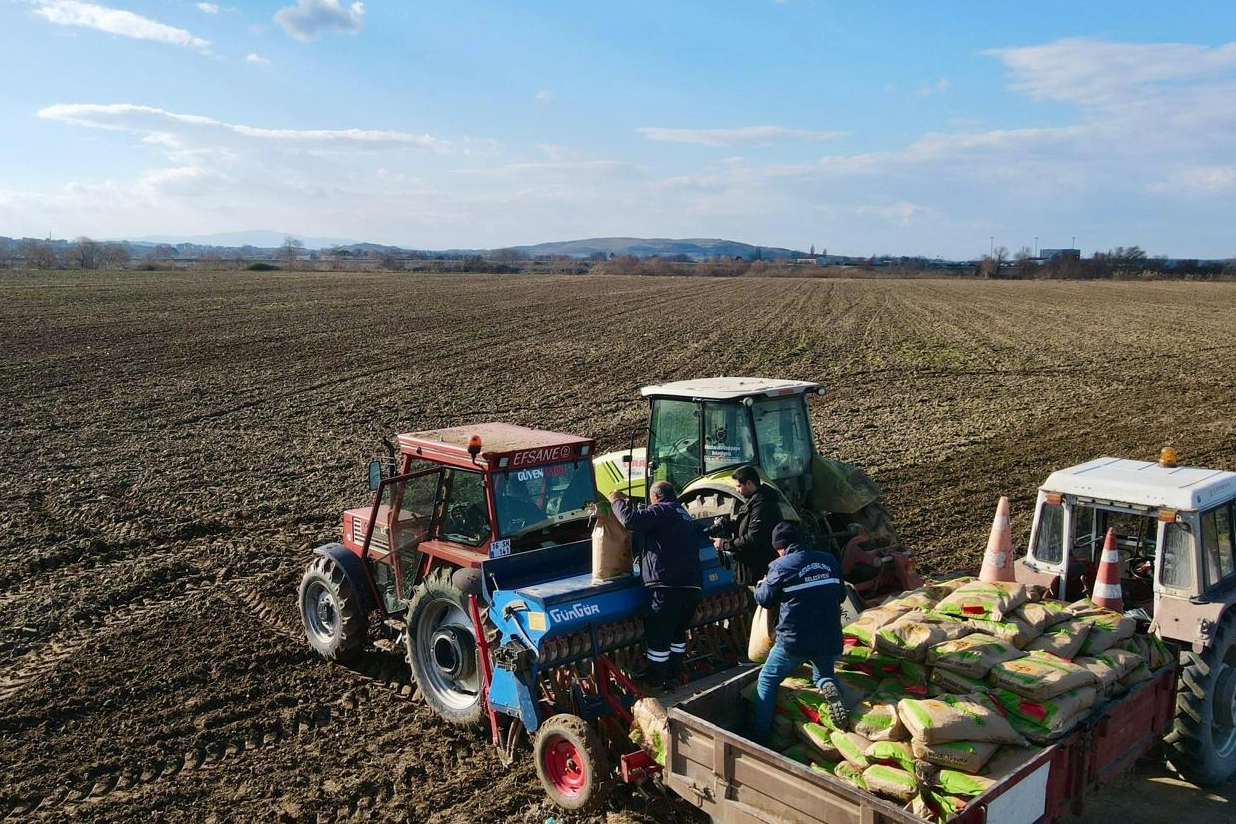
[
  {"x1": 712, "y1": 465, "x2": 779, "y2": 586},
  {"x1": 611, "y1": 480, "x2": 703, "y2": 688}
]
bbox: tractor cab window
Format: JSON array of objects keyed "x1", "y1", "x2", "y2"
[
  {"x1": 702, "y1": 402, "x2": 756, "y2": 474},
  {"x1": 494, "y1": 461, "x2": 595, "y2": 536},
  {"x1": 1201, "y1": 503, "x2": 1236, "y2": 589},
  {"x1": 1160, "y1": 520, "x2": 1195, "y2": 591},
  {"x1": 1031, "y1": 498, "x2": 1065, "y2": 564},
  {"x1": 1069, "y1": 504, "x2": 1157, "y2": 563},
  {"x1": 752, "y1": 396, "x2": 813, "y2": 481},
  {"x1": 439, "y1": 469, "x2": 489, "y2": 546},
  {"x1": 648, "y1": 398, "x2": 701, "y2": 492}
]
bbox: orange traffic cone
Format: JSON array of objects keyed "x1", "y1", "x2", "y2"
[
  {"x1": 979, "y1": 496, "x2": 1016, "y2": 583},
  {"x1": 1091, "y1": 528, "x2": 1124, "y2": 611}
]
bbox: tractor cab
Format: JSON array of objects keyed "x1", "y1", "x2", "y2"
[
  {"x1": 642, "y1": 377, "x2": 822, "y2": 508},
  {"x1": 1015, "y1": 448, "x2": 1236, "y2": 646},
  {"x1": 341, "y1": 423, "x2": 598, "y2": 614}
]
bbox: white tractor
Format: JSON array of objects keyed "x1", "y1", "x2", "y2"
[{"x1": 1014, "y1": 447, "x2": 1236, "y2": 785}]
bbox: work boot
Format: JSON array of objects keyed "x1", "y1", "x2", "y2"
[
  {"x1": 665, "y1": 652, "x2": 685, "y2": 686},
  {"x1": 635, "y1": 662, "x2": 669, "y2": 691},
  {"x1": 817, "y1": 679, "x2": 849, "y2": 730}
]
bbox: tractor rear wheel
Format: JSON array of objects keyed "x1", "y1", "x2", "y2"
[
  {"x1": 406, "y1": 567, "x2": 485, "y2": 728},
  {"x1": 533, "y1": 714, "x2": 610, "y2": 811},
  {"x1": 1166, "y1": 610, "x2": 1236, "y2": 785},
  {"x1": 298, "y1": 555, "x2": 367, "y2": 662}
]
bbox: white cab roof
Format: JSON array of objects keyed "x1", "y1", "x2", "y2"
[
  {"x1": 1041, "y1": 457, "x2": 1236, "y2": 512},
  {"x1": 640, "y1": 376, "x2": 822, "y2": 401}
]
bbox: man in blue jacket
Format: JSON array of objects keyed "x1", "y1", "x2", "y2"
[
  {"x1": 752, "y1": 521, "x2": 848, "y2": 745},
  {"x1": 610, "y1": 480, "x2": 703, "y2": 689}
]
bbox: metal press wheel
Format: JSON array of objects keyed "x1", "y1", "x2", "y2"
[{"x1": 533, "y1": 713, "x2": 611, "y2": 811}]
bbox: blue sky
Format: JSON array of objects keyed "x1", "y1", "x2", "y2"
[{"x1": 2, "y1": 1, "x2": 1235, "y2": 259}]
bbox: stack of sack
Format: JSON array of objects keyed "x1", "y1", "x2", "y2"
[{"x1": 740, "y1": 577, "x2": 1174, "y2": 823}]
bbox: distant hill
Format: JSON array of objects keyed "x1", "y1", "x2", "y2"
[
  {"x1": 508, "y1": 237, "x2": 806, "y2": 261},
  {"x1": 129, "y1": 230, "x2": 362, "y2": 250}
]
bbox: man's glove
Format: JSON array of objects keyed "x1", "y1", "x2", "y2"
[{"x1": 717, "y1": 549, "x2": 735, "y2": 570}]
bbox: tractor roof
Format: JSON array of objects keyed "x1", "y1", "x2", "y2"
[
  {"x1": 640, "y1": 376, "x2": 822, "y2": 401},
  {"x1": 397, "y1": 423, "x2": 595, "y2": 470},
  {"x1": 1041, "y1": 457, "x2": 1236, "y2": 512}
]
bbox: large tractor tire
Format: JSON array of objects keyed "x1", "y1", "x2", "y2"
[
  {"x1": 299, "y1": 555, "x2": 368, "y2": 663},
  {"x1": 1165, "y1": 611, "x2": 1236, "y2": 786},
  {"x1": 533, "y1": 714, "x2": 611, "y2": 811},
  {"x1": 406, "y1": 567, "x2": 485, "y2": 728}
]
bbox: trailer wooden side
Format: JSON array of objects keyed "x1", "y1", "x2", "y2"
[{"x1": 664, "y1": 664, "x2": 1177, "y2": 824}]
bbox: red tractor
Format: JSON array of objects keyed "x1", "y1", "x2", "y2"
[{"x1": 298, "y1": 423, "x2": 600, "y2": 723}]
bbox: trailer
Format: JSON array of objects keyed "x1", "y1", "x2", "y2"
[{"x1": 663, "y1": 662, "x2": 1177, "y2": 824}]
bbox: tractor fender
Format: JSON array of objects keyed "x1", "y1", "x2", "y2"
[
  {"x1": 311, "y1": 542, "x2": 378, "y2": 615},
  {"x1": 1153, "y1": 590, "x2": 1236, "y2": 653}
]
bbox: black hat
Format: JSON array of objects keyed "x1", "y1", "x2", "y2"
[{"x1": 771, "y1": 521, "x2": 800, "y2": 550}]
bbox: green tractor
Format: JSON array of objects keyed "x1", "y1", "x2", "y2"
[{"x1": 593, "y1": 377, "x2": 918, "y2": 602}]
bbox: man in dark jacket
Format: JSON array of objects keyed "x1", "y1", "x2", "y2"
[
  {"x1": 713, "y1": 465, "x2": 779, "y2": 586},
  {"x1": 752, "y1": 521, "x2": 847, "y2": 745},
  {"x1": 610, "y1": 480, "x2": 703, "y2": 688}
]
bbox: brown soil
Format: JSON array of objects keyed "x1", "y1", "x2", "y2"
[{"x1": 2, "y1": 271, "x2": 1234, "y2": 823}]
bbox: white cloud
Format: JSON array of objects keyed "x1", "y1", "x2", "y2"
[
  {"x1": 913, "y1": 78, "x2": 949, "y2": 97},
  {"x1": 274, "y1": 0, "x2": 364, "y2": 42},
  {"x1": 636, "y1": 126, "x2": 845, "y2": 147},
  {"x1": 536, "y1": 90, "x2": 554, "y2": 103},
  {"x1": 37, "y1": 103, "x2": 453, "y2": 153},
  {"x1": 196, "y1": 3, "x2": 218, "y2": 13},
  {"x1": 246, "y1": 53, "x2": 271, "y2": 65},
  {"x1": 1149, "y1": 166, "x2": 1236, "y2": 194},
  {"x1": 32, "y1": 1, "x2": 211, "y2": 51}
]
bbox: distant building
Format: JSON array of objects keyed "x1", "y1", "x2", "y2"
[{"x1": 1040, "y1": 248, "x2": 1080, "y2": 261}]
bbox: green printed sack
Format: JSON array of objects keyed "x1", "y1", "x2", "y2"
[
  {"x1": 930, "y1": 666, "x2": 990, "y2": 696},
  {"x1": 988, "y1": 649, "x2": 1098, "y2": 702},
  {"x1": 908, "y1": 788, "x2": 969, "y2": 824},
  {"x1": 830, "y1": 729, "x2": 874, "y2": 769},
  {"x1": 1014, "y1": 599, "x2": 1074, "y2": 632},
  {"x1": 863, "y1": 764, "x2": 920, "y2": 802},
  {"x1": 1005, "y1": 705, "x2": 1086, "y2": 744},
  {"x1": 897, "y1": 693, "x2": 1026, "y2": 745},
  {"x1": 1074, "y1": 649, "x2": 1142, "y2": 692},
  {"x1": 1023, "y1": 618, "x2": 1092, "y2": 660},
  {"x1": 911, "y1": 738, "x2": 999, "y2": 774},
  {"x1": 796, "y1": 721, "x2": 843, "y2": 760},
  {"x1": 1124, "y1": 632, "x2": 1173, "y2": 670},
  {"x1": 864, "y1": 739, "x2": 916, "y2": 771},
  {"x1": 783, "y1": 686, "x2": 851, "y2": 731},
  {"x1": 934, "y1": 580, "x2": 1029, "y2": 622},
  {"x1": 844, "y1": 605, "x2": 911, "y2": 647},
  {"x1": 965, "y1": 615, "x2": 1040, "y2": 648},
  {"x1": 835, "y1": 668, "x2": 882, "y2": 699},
  {"x1": 934, "y1": 768, "x2": 996, "y2": 798},
  {"x1": 839, "y1": 641, "x2": 905, "y2": 676},
  {"x1": 1120, "y1": 662, "x2": 1153, "y2": 688},
  {"x1": 833, "y1": 761, "x2": 868, "y2": 791},
  {"x1": 849, "y1": 700, "x2": 908, "y2": 742},
  {"x1": 989, "y1": 686, "x2": 1096, "y2": 730},
  {"x1": 1076, "y1": 609, "x2": 1137, "y2": 656},
  {"x1": 875, "y1": 612, "x2": 974, "y2": 662},
  {"x1": 927, "y1": 632, "x2": 1025, "y2": 678},
  {"x1": 781, "y1": 743, "x2": 816, "y2": 765}
]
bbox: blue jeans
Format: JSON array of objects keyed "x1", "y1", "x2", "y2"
[{"x1": 753, "y1": 642, "x2": 838, "y2": 746}]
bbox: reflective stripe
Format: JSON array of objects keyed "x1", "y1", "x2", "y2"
[
  {"x1": 784, "y1": 577, "x2": 840, "y2": 593},
  {"x1": 1092, "y1": 582, "x2": 1122, "y2": 598},
  {"x1": 647, "y1": 650, "x2": 670, "y2": 662},
  {"x1": 670, "y1": 643, "x2": 686, "y2": 654}
]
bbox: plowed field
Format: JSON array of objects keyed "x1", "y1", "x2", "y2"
[{"x1": 2, "y1": 271, "x2": 1234, "y2": 823}]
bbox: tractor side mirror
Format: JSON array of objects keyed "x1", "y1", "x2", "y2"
[{"x1": 367, "y1": 459, "x2": 382, "y2": 491}]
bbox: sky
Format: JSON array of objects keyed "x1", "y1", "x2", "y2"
[{"x1": 2, "y1": 1, "x2": 1235, "y2": 259}]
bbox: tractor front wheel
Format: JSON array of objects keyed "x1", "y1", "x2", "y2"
[
  {"x1": 406, "y1": 568, "x2": 485, "y2": 728},
  {"x1": 298, "y1": 555, "x2": 367, "y2": 662},
  {"x1": 533, "y1": 714, "x2": 610, "y2": 811},
  {"x1": 1166, "y1": 610, "x2": 1236, "y2": 785}
]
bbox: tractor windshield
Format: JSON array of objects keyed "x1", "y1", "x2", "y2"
[{"x1": 493, "y1": 461, "x2": 595, "y2": 536}]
